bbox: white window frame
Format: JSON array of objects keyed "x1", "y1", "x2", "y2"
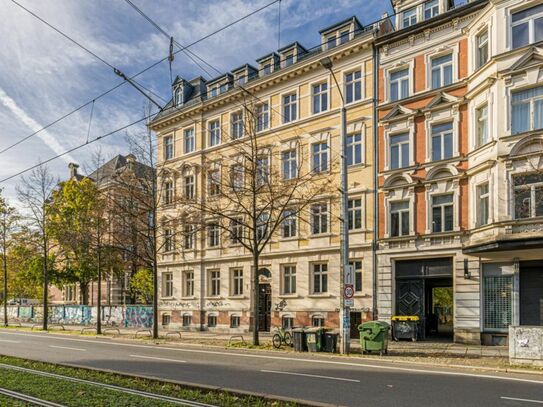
[
  {"x1": 388, "y1": 132, "x2": 411, "y2": 170},
  {"x1": 402, "y1": 6, "x2": 417, "y2": 28},
  {"x1": 428, "y1": 50, "x2": 456, "y2": 90},
  {"x1": 230, "y1": 163, "x2": 244, "y2": 191},
  {"x1": 231, "y1": 268, "x2": 243, "y2": 296},
  {"x1": 208, "y1": 169, "x2": 221, "y2": 197},
  {"x1": 311, "y1": 141, "x2": 329, "y2": 173},
  {"x1": 183, "y1": 127, "x2": 195, "y2": 154},
  {"x1": 183, "y1": 172, "x2": 195, "y2": 199},
  {"x1": 183, "y1": 224, "x2": 194, "y2": 250},
  {"x1": 385, "y1": 62, "x2": 413, "y2": 103},
  {"x1": 312, "y1": 263, "x2": 328, "y2": 294},
  {"x1": 311, "y1": 80, "x2": 329, "y2": 115},
  {"x1": 208, "y1": 118, "x2": 221, "y2": 147},
  {"x1": 311, "y1": 202, "x2": 329, "y2": 235},
  {"x1": 162, "y1": 272, "x2": 173, "y2": 298},
  {"x1": 430, "y1": 193, "x2": 455, "y2": 233},
  {"x1": 256, "y1": 102, "x2": 269, "y2": 132},
  {"x1": 348, "y1": 197, "x2": 363, "y2": 231},
  {"x1": 163, "y1": 180, "x2": 174, "y2": 205},
  {"x1": 476, "y1": 28, "x2": 489, "y2": 70},
  {"x1": 231, "y1": 111, "x2": 244, "y2": 139},
  {"x1": 425, "y1": 108, "x2": 460, "y2": 163},
  {"x1": 282, "y1": 208, "x2": 297, "y2": 238},
  {"x1": 346, "y1": 131, "x2": 364, "y2": 166},
  {"x1": 282, "y1": 265, "x2": 296, "y2": 295},
  {"x1": 425, "y1": 178, "x2": 461, "y2": 234},
  {"x1": 207, "y1": 223, "x2": 220, "y2": 247},
  {"x1": 389, "y1": 200, "x2": 411, "y2": 237},
  {"x1": 475, "y1": 103, "x2": 489, "y2": 148},
  {"x1": 163, "y1": 135, "x2": 174, "y2": 160},
  {"x1": 344, "y1": 68, "x2": 363, "y2": 104},
  {"x1": 511, "y1": 4, "x2": 543, "y2": 49},
  {"x1": 476, "y1": 182, "x2": 490, "y2": 227},
  {"x1": 282, "y1": 149, "x2": 297, "y2": 180},
  {"x1": 208, "y1": 270, "x2": 221, "y2": 297},
  {"x1": 230, "y1": 217, "x2": 243, "y2": 245},
  {"x1": 424, "y1": 0, "x2": 439, "y2": 20},
  {"x1": 282, "y1": 90, "x2": 298, "y2": 124},
  {"x1": 183, "y1": 271, "x2": 194, "y2": 297}
]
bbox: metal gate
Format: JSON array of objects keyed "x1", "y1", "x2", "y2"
[{"x1": 396, "y1": 279, "x2": 424, "y2": 317}]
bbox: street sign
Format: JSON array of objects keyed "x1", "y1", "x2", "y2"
[
  {"x1": 344, "y1": 298, "x2": 354, "y2": 307},
  {"x1": 345, "y1": 265, "x2": 354, "y2": 285},
  {"x1": 344, "y1": 284, "x2": 354, "y2": 299}
]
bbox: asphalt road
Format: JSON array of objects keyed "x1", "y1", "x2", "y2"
[{"x1": 0, "y1": 330, "x2": 542, "y2": 407}]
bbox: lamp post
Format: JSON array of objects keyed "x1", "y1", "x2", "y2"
[{"x1": 320, "y1": 56, "x2": 350, "y2": 354}]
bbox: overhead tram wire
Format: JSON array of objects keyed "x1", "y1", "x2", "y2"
[{"x1": 1, "y1": 0, "x2": 280, "y2": 157}]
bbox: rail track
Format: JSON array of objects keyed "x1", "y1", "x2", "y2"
[
  {"x1": 0, "y1": 363, "x2": 217, "y2": 407},
  {"x1": 0, "y1": 386, "x2": 66, "y2": 406}
]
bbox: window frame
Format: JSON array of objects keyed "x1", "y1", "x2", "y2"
[
  {"x1": 511, "y1": 4, "x2": 543, "y2": 49},
  {"x1": 475, "y1": 103, "x2": 489, "y2": 148},
  {"x1": 207, "y1": 223, "x2": 220, "y2": 248},
  {"x1": 231, "y1": 268, "x2": 244, "y2": 296},
  {"x1": 183, "y1": 271, "x2": 194, "y2": 297},
  {"x1": 311, "y1": 81, "x2": 329, "y2": 115},
  {"x1": 282, "y1": 265, "x2": 297, "y2": 295},
  {"x1": 282, "y1": 91, "x2": 298, "y2": 124},
  {"x1": 424, "y1": 0, "x2": 439, "y2": 20},
  {"x1": 430, "y1": 121, "x2": 454, "y2": 162},
  {"x1": 511, "y1": 85, "x2": 543, "y2": 135},
  {"x1": 282, "y1": 149, "x2": 297, "y2": 180},
  {"x1": 344, "y1": 68, "x2": 363, "y2": 104},
  {"x1": 208, "y1": 169, "x2": 221, "y2": 197},
  {"x1": 312, "y1": 263, "x2": 328, "y2": 294},
  {"x1": 476, "y1": 28, "x2": 489, "y2": 70},
  {"x1": 163, "y1": 135, "x2": 174, "y2": 160},
  {"x1": 476, "y1": 182, "x2": 490, "y2": 227},
  {"x1": 183, "y1": 127, "x2": 195, "y2": 154},
  {"x1": 311, "y1": 203, "x2": 329, "y2": 235},
  {"x1": 402, "y1": 6, "x2": 418, "y2": 28},
  {"x1": 388, "y1": 132, "x2": 410, "y2": 170},
  {"x1": 162, "y1": 272, "x2": 174, "y2": 298},
  {"x1": 163, "y1": 180, "x2": 174, "y2": 205},
  {"x1": 388, "y1": 67, "x2": 410, "y2": 102},
  {"x1": 389, "y1": 200, "x2": 411, "y2": 237},
  {"x1": 431, "y1": 193, "x2": 455, "y2": 233},
  {"x1": 346, "y1": 131, "x2": 363, "y2": 166},
  {"x1": 348, "y1": 197, "x2": 363, "y2": 231},
  {"x1": 255, "y1": 102, "x2": 270, "y2": 132},
  {"x1": 349, "y1": 260, "x2": 363, "y2": 292},
  {"x1": 282, "y1": 208, "x2": 297, "y2": 238},
  {"x1": 311, "y1": 141, "x2": 329, "y2": 173},
  {"x1": 208, "y1": 118, "x2": 221, "y2": 147},
  {"x1": 183, "y1": 173, "x2": 195, "y2": 199},
  {"x1": 208, "y1": 270, "x2": 221, "y2": 297},
  {"x1": 231, "y1": 110, "x2": 244, "y2": 139},
  {"x1": 429, "y1": 52, "x2": 454, "y2": 90}
]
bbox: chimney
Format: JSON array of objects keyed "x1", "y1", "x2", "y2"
[
  {"x1": 68, "y1": 163, "x2": 79, "y2": 179},
  {"x1": 125, "y1": 154, "x2": 136, "y2": 171}
]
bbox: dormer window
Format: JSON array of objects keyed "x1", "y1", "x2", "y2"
[
  {"x1": 220, "y1": 83, "x2": 228, "y2": 94},
  {"x1": 402, "y1": 7, "x2": 417, "y2": 28},
  {"x1": 340, "y1": 30, "x2": 350, "y2": 44},
  {"x1": 326, "y1": 35, "x2": 337, "y2": 50},
  {"x1": 210, "y1": 86, "x2": 218, "y2": 97},
  {"x1": 424, "y1": 0, "x2": 439, "y2": 20},
  {"x1": 237, "y1": 75, "x2": 246, "y2": 85},
  {"x1": 284, "y1": 54, "x2": 294, "y2": 67},
  {"x1": 175, "y1": 87, "x2": 183, "y2": 106},
  {"x1": 262, "y1": 63, "x2": 271, "y2": 75}
]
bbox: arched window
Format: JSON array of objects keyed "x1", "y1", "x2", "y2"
[{"x1": 175, "y1": 87, "x2": 183, "y2": 106}]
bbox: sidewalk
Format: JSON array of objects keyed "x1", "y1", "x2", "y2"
[{"x1": 8, "y1": 323, "x2": 514, "y2": 370}]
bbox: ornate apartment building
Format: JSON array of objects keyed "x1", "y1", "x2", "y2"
[
  {"x1": 149, "y1": 17, "x2": 376, "y2": 335},
  {"x1": 376, "y1": 0, "x2": 543, "y2": 345}
]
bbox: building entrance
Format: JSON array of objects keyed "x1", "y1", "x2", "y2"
[
  {"x1": 258, "y1": 283, "x2": 271, "y2": 332},
  {"x1": 395, "y1": 258, "x2": 454, "y2": 340}
]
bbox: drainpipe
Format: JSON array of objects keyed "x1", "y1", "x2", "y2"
[{"x1": 372, "y1": 40, "x2": 379, "y2": 321}]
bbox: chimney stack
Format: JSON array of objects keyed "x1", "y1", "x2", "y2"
[{"x1": 68, "y1": 163, "x2": 79, "y2": 179}]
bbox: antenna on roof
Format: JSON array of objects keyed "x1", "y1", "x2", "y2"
[
  {"x1": 277, "y1": 0, "x2": 282, "y2": 49},
  {"x1": 169, "y1": 36, "x2": 175, "y2": 99}
]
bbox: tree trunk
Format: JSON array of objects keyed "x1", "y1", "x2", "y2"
[
  {"x1": 42, "y1": 237, "x2": 48, "y2": 331},
  {"x1": 3, "y1": 251, "x2": 7, "y2": 327},
  {"x1": 252, "y1": 251, "x2": 260, "y2": 346},
  {"x1": 80, "y1": 282, "x2": 89, "y2": 305}
]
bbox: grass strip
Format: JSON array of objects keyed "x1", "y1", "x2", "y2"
[
  {"x1": 0, "y1": 394, "x2": 29, "y2": 407},
  {"x1": 0, "y1": 355, "x2": 299, "y2": 407}
]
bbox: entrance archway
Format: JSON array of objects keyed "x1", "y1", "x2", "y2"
[{"x1": 258, "y1": 268, "x2": 271, "y2": 332}]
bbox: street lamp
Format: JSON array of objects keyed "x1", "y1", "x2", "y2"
[{"x1": 320, "y1": 56, "x2": 351, "y2": 354}]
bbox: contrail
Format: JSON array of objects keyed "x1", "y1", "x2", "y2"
[{"x1": 0, "y1": 87, "x2": 76, "y2": 163}]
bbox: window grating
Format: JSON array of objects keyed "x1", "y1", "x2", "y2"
[{"x1": 483, "y1": 275, "x2": 512, "y2": 332}]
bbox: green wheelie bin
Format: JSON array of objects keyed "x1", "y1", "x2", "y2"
[
  {"x1": 306, "y1": 327, "x2": 326, "y2": 352},
  {"x1": 358, "y1": 321, "x2": 390, "y2": 356}
]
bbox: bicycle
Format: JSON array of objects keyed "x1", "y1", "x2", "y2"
[{"x1": 272, "y1": 327, "x2": 292, "y2": 349}]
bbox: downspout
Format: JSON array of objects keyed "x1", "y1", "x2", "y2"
[{"x1": 372, "y1": 38, "x2": 379, "y2": 321}]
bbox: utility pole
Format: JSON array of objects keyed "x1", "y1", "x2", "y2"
[{"x1": 320, "y1": 56, "x2": 350, "y2": 354}]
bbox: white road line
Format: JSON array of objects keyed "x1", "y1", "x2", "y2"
[
  {"x1": 130, "y1": 354, "x2": 186, "y2": 363},
  {"x1": 501, "y1": 396, "x2": 543, "y2": 404},
  {"x1": 3, "y1": 330, "x2": 543, "y2": 385},
  {"x1": 0, "y1": 339, "x2": 20, "y2": 343},
  {"x1": 48, "y1": 345, "x2": 86, "y2": 352},
  {"x1": 261, "y1": 369, "x2": 360, "y2": 383}
]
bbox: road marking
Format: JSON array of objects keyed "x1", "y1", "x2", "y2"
[
  {"x1": 501, "y1": 396, "x2": 543, "y2": 404},
  {"x1": 3, "y1": 330, "x2": 543, "y2": 385},
  {"x1": 261, "y1": 369, "x2": 360, "y2": 383},
  {"x1": 130, "y1": 354, "x2": 186, "y2": 363},
  {"x1": 48, "y1": 345, "x2": 86, "y2": 352},
  {"x1": 0, "y1": 339, "x2": 20, "y2": 343}
]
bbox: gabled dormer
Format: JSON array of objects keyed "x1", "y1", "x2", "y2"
[
  {"x1": 172, "y1": 76, "x2": 193, "y2": 107},
  {"x1": 188, "y1": 76, "x2": 207, "y2": 100},
  {"x1": 256, "y1": 52, "x2": 280, "y2": 77},
  {"x1": 231, "y1": 64, "x2": 258, "y2": 86},
  {"x1": 206, "y1": 73, "x2": 233, "y2": 99},
  {"x1": 319, "y1": 16, "x2": 362, "y2": 51},
  {"x1": 382, "y1": 105, "x2": 417, "y2": 123},
  {"x1": 278, "y1": 42, "x2": 308, "y2": 68},
  {"x1": 392, "y1": 0, "x2": 454, "y2": 30}
]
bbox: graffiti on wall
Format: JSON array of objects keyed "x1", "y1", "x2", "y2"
[
  {"x1": 102, "y1": 306, "x2": 124, "y2": 326},
  {"x1": 124, "y1": 306, "x2": 153, "y2": 328},
  {"x1": 18, "y1": 306, "x2": 33, "y2": 321}
]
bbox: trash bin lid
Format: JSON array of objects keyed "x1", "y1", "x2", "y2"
[
  {"x1": 358, "y1": 321, "x2": 390, "y2": 331},
  {"x1": 391, "y1": 315, "x2": 419, "y2": 321}
]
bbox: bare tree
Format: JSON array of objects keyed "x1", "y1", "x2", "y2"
[
  {"x1": 16, "y1": 164, "x2": 57, "y2": 330},
  {"x1": 179, "y1": 98, "x2": 335, "y2": 345},
  {"x1": 0, "y1": 189, "x2": 19, "y2": 326}
]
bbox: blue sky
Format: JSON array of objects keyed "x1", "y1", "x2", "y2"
[{"x1": 0, "y1": 0, "x2": 392, "y2": 202}]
